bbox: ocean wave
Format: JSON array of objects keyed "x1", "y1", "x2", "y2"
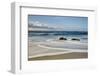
[
  {"x1": 38, "y1": 41, "x2": 88, "y2": 51},
  {"x1": 28, "y1": 31, "x2": 88, "y2": 36}
]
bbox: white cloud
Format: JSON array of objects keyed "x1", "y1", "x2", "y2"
[
  {"x1": 28, "y1": 21, "x2": 86, "y2": 31},
  {"x1": 29, "y1": 21, "x2": 42, "y2": 26},
  {"x1": 28, "y1": 21, "x2": 56, "y2": 31}
]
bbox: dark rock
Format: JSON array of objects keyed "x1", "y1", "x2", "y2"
[
  {"x1": 59, "y1": 37, "x2": 67, "y2": 40},
  {"x1": 71, "y1": 38, "x2": 80, "y2": 41}
]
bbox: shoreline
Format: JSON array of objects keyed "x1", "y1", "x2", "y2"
[
  {"x1": 28, "y1": 39, "x2": 88, "y2": 61},
  {"x1": 28, "y1": 52, "x2": 88, "y2": 61},
  {"x1": 38, "y1": 44, "x2": 87, "y2": 52},
  {"x1": 29, "y1": 51, "x2": 73, "y2": 58}
]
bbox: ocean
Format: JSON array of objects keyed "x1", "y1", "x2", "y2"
[
  {"x1": 28, "y1": 31, "x2": 88, "y2": 43},
  {"x1": 28, "y1": 31, "x2": 87, "y2": 36}
]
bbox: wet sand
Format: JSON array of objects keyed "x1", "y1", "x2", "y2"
[{"x1": 28, "y1": 52, "x2": 88, "y2": 61}]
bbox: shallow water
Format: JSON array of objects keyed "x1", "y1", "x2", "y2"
[
  {"x1": 28, "y1": 31, "x2": 88, "y2": 51},
  {"x1": 40, "y1": 42, "x2": 88, "y2": 50}
]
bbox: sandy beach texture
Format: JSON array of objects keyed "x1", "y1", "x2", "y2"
[
  {"x1": 28, "y1": 52, "x2": 88, "y2": 61},
  {"x1": 28, "y1": 40, "x2": 88, "y2": 61}
]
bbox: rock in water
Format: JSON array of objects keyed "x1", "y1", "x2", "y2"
[
  {"x1": 59, "y1": 37, "x2": 67, "y2": 40},
  {"x1": 71, "y1": 38, "x2": 80, "y2": 41}
]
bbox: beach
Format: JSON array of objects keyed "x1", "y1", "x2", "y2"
[
  {"x1": 28, "y1": 39, "x2": 88, "y2": 61},
  {"x1": 28, "y1": 15, "x2": 88, "y2": 61},
  {"x1": 28, "y1": 52, "x2": 88, "y2": 61}
]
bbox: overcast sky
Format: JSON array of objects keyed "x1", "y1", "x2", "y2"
[{"x1": 28, "y1": 15, "x2": 88, "y2": 31}]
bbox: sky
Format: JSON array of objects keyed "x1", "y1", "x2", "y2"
[{"x1": 28, "y1": 15, "x2": 88, "y2": 31}]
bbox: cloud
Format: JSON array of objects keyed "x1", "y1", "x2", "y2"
[
  {"x1": 28, "y1": 21, "x2": 56, "y2": 31},
  {"x1": 28, "y1": 21, "x2": 87, "y2": 31},
  {"x1": 29, "y1": 21, "x2": 42, "y2": 27}
]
